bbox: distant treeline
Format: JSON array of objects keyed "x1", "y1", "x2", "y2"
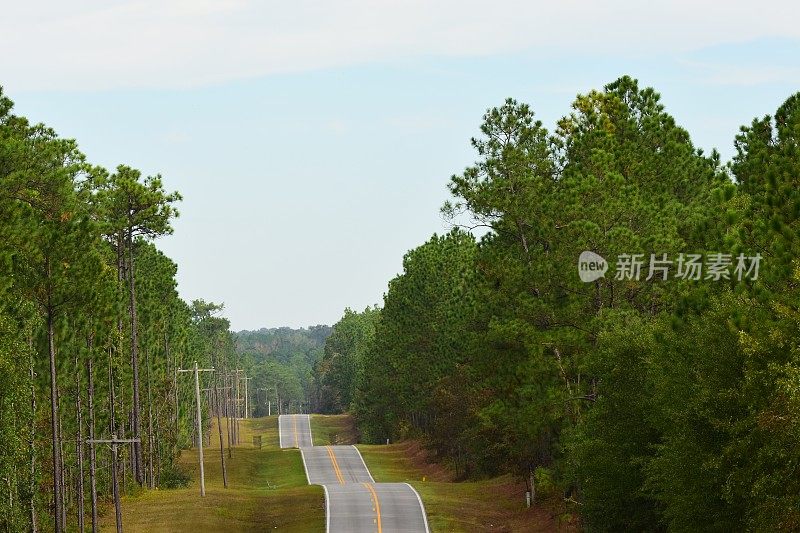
[
  {"x1": 316, "y1": 76, "x2": 800, "y2": 531},
  {"x1": 234, "y1": 326, "x2": 331, "y2": 415}
]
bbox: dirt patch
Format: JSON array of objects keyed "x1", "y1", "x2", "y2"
[
  {"x1": 399, "y1": 440, "x2": 454, "y2": 482},
  {"x1": 330, "y1": 416, "x2": 358, "y2": 444}
]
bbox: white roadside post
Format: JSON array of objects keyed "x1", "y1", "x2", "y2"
[{"x1": 177, "y1": 361, "x2": 215, "y2": 497}]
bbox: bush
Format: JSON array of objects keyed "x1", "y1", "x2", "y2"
[
  {"x1": 534, "y1": 467, "x2": 555, "y2": 498},
  {"x1": 160, "y1": 466, "x2": 191, "y2": 489}
]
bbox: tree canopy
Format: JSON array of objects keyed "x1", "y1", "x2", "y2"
[{"x1": 317, "y1": 77, "x2": 800, "y2": 531}]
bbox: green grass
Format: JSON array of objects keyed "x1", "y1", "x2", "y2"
[
  {"x1": 100, "y1": 415, "x2": 575, "y2": 532},
  {"x1": 100, "y1": 416, "x2": 324, "y2": 532},
  {"x1": 309, "y1": 414, "x2": 357, "y2": 445},
  {"x1": 357, "y1": 442, "x2": 576, "y2": 532}
]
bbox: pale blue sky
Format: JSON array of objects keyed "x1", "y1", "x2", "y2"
[{"x1": 2, "y1": 2, "x2": 799, "y2": 329}]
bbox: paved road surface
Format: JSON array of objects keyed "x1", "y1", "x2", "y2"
[
  {"x1": 323, "y1": 482, "x2": 430, "y2": 533},
  {"x1": 301, "y1": 445, "x2": 373, "y2": 484},
  {"x1": 278, "y1": 414, "x2": 429, "y2": 533},
  {"x1": 278, "y1": 414, "x2": 313, "y2": 448}
]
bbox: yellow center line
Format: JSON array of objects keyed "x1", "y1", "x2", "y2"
[
  {"x1": 326, "y1": 446, "x2": 345, "y2": 485},
  {"x1": 363, "y1": 483, "x2": 382, "y2": 533},
  {"x1": 292, "y1": 415, "x2": 299, "y2": 447}
]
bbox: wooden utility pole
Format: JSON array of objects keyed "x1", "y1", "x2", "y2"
[
  {"x1": 224, "y1": 374, "x2": 233, "y2": 459},
  {"x1": 233, "y1": 370, "x2": 244, "y2": 444},
  {"x1": 145, "y1": 349, "x2": 156, "y2": 489},
  {"x1": 86, "y1": 435, "x2": 138, "y2": 533},
  {"x1": 242, "y1": 376, "x2": 252, "y2": 419},
  {"x1": 234, "y1": 370, "x2": 242, "y2": 420},
  {"x1": 177, "y1": 362, "x2": 214, "y2": 497}
]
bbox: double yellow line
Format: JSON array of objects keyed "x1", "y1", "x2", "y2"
[
  {"x1": 363, "y1": 483, "x2": 383, "y2": 533},
  {"x1": 326, "y1": 446, "x2": 345, "y2": 484},
  {"x1": 324, "y1": 446, "x2": 383, "y2": 532}
]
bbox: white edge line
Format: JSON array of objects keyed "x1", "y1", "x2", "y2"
[
  {"x1": 278, "y1": 415, "x2": 284, "y2": 449},
  {"x1": 299, "y1": 447, "x2": 312, "y2": 484},
  {"x1": 351, "y1": 445, "x2": 375, "y2": 483},
  {"x1": 404, "y1": 482, "x2": 431, "y2": 533},
  {"x1": 322, "y1": 484, "x2": 331, "y2": 533},
  {"x1": 308, "y1": 414, "x2": 314, "y2": 446}
]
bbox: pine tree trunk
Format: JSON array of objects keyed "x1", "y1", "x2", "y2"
[
  {"x1": 58, "y1": 407, "x2": 66, "y2": 531},
  {"x1": 113, "y1": 237, "x2": 128, "y2": 492},
  {"x1": 127, "y1": 233, "x2": 144, "y2": 486},
  {"x1": 28, "y1": 341, "x2": 38, "y2": 533},
  {"x1": 155, "y1": 413, "x2": 162, "y2": 487},
  {"x1": 168, "y1": 331, "x2": 179, "y2": 448},
  {"x1": 47, "y1": 303, "x2": 64, "y2": 533},
  {"x1": 107, "y1": 341, "x2": 123, "y2": 533},
  {"x1": 146, "y1": 349, "x2": 155, "y2": 489},
  {"x1": 213, "y1": 366, "x2": 228, "y2": 488},
  {"x1": 107, "y1": 346, "x2": 117, "y2": 458},
  {"x1": 75, "y1": 354, "x2": 85, "y2": 533}
]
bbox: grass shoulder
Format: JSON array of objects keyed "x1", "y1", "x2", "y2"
[
  {"x1": 100, "y1": 416, "x2": 324, "y2": 532},
  {"x1": 357, "y1": 440, "x2": 577, "y2": 532}
]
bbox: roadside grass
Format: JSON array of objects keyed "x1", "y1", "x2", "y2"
[
  {"x1": 358, "y1": 441, "x2": 578, "y2": 532},
  {"x1": 99, "y1": 416, "x2": 324, "y2": 532},
  {"x1": 309, "y1": 414, "x2": 358, "y2": 445}
]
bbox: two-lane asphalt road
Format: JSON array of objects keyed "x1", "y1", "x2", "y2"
[
  {"x1": 278, "y1": 414, "x2": 430, "y2": 533},
  {"x1": 300, "y1": 445, "x2": 373, "y2": 484},
  {"x1": 323, "y1": 482, "x2": 430, "y2": 532},
  {"x1": 278, "y1": 413, "x2": 313, "y2": 448}
]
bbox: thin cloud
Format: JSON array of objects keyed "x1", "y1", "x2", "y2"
[
  {"x1": 680, "y1": 60, "x2": 800, "y2": 86},
  {"x1": 2, "y1": 0, "x2": 798, "y2": 92}
]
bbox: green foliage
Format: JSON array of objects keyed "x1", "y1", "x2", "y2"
[
  {"x1": 316, "y1": 307, "x2": 379, "y2": 414},
  {"x1": 235, "y1": 326, "x2": 332, "y2": 414},
  {"x1": 321, "y1": 80, "x2": 800, "y2": 531},
  {"x1": 0, "y1": 310, "x2": 34, "y2": 530},
  {"x1": 3, "y1": 74, "x2": 800, "y2": 531},
  {"x1": 533, "y1": 467, "x2": 555, "y2": 499},
  {"x1": 564, "y1": 311, "x2": 662, "y2": 531},
  {"x1": 159, "y1": 465, "x2": 192, "y2": 489},
  {"x1": 353, "y1": 231, "x2": 477, "y2": 444},
  {"x1": 0, "y1": 84, "x2": 236, "y2": 531}
]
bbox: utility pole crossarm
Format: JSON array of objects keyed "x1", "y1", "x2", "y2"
[
  {"x1": 86, "y1": 434, "x2": 138, "y2": 533},
  {"x1": 87, "y1": 438, "x2": 140, "y2": 444}
]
